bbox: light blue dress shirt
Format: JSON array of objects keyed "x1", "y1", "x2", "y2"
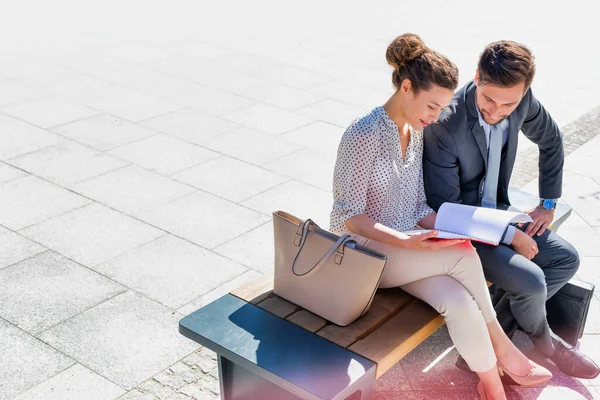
[{"x1": 476, "y1": 109, "x2": 516, "y2": 246}]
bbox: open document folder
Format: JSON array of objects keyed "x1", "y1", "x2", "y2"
[{"x1": 404, "y1": 203, "x2": 533, "y2": 246}]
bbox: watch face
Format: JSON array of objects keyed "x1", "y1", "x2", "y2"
[{"x1": 543, "y1": 199, "x2": 555, "y2": 210}]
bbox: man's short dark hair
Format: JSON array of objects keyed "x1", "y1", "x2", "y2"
[{"x1": 478, "y1": 40, "x2": 536, "y2": 90}]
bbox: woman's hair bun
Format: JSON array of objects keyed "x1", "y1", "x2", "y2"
[{"x1": 386, "y1": 33, "x2": 427, "y2": 69}]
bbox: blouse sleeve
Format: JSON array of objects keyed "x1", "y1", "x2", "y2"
[{"x1": 331, "y1": 123, "x2": 379, "y2": 230}]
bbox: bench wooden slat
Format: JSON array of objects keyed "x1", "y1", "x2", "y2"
[
  {"x1": 286, "y1": 309, "x2": 328, "y2": 333},
  {"x1": 230, "y1": 274, "x2": 273, "y2": 304},
  {"x1": 348, "y1": 299, "x2": 444, "y2": 378},
  {"x1": 257, "y1": 296, "x2": 299, "y2": 318},
  {"x1": 317, "y1": 288, "x2": 414, "y2": 348}
]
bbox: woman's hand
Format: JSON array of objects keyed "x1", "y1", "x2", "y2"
[{"x1": 400, "y1": 230, "x2": 467, "y2": 250}]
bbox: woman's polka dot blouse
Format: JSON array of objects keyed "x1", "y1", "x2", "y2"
[{"x1": 330, "y1": 106, "x2": 434, "y2": 233}]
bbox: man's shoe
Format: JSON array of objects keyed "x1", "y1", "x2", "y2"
[{"x1": 550, "y1": 341, "x2": 600, "y2": 379}]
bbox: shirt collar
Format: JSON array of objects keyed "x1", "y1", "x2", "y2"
[
  {"x1": 377, "y1": 106, "x2": 419, "y2": 134},
  {"x1": 475, "y1": 105, "x2": 487, "y2": 128}
]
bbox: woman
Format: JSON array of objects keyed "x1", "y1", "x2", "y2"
[{"x1": 330, "y1": 33, "x2": 552, "y2": 400}]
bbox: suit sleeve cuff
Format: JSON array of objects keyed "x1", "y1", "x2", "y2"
[{"x1": 501, "y1": 225, "x2": 517, "y2": 246}]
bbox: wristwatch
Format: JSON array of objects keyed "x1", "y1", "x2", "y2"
[{"x1": 539, "y1": 198, "x2": 558, "y2": 211}]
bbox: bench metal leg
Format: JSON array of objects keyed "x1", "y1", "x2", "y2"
[
  {"x1": 217, "y1": 355, "x2": 373, "y2": 400},
  {"x1": 218, "y1": 355, "x2": 304, "y2": 400}
]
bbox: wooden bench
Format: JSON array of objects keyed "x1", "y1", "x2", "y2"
[
  {"x1": 179, "y1": 277, "x2": 441, "y2": 400},
  {"x1": 179, "y1": 188, "x2": 573, "y2": 400}
]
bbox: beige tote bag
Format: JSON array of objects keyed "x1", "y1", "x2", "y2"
[{"x1": 273, "y1": 211, "x2": 387, "y2": 326}]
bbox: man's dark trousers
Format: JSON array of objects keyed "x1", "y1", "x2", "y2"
[{"x1": 473, "y1": 223, "x2": 579, "y2": 357}]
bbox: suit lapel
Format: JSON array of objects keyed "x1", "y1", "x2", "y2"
[
  {"x1": 465, "y1": 82, "x2": 488, "y2": 169},
  {"x1": 470, "y1": 122, "x2": 488, "y2": 169}
]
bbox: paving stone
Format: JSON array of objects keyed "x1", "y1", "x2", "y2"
[
  {"x1": 373, "y1": 360, "x2": 413, "y2": 392},
  {"x1": 141, "y1": 109, "x2": 239, "y2": 145},
  {"x1": 173, "y1": 156, "x2": 288, "y2": 202},
  {"x1": 108, "y1": 68, "x2": 192, "y2": 99},
  {"x1": 400, "y1": 327, "x2": 479, "y2": 391},
  {"x1": 52, "y1": 114, "x2": 157, "y2": 151},
  {"x1": 551, "y1": 210, "x2": 600, "y2": 257},
  {"x1": 164, "y1": 393, "x2": 193, "y2": 400},
  {"x1": 295, "y1": 98, "x2": 368, "y2": 127},
  {"x1": 38, "y1": 291, "x2": 199, "y2": 390},
  {"x1": 74, "y1": 165, "x2": 196, "y2": 216},
  {"x1": 183, "y1": 64, "x2": 269, "y2": 96},
  {"x1": 153, "y1": 369, "x2": 190, "y2": 390},
  {"x1": 240, "y1": 81, "x2": 325, "y2": 111},
  {"x1": 561, "y1": 171, "x2": 600, "y2": 227},
  {"x1": 510, "y1": 385, "x2": 600, "y2": 400},
  {"x1": 0, "y1": 162, "x2": 26, "y2": 182},
  {"x1": 2, "y1": 96, "x2": 99, "y2": 129},
  {"x1": 95, "y1": 234, "x2": 247, "y2": 309},
  {"x1": 140, "y1": 191, "x2": 269, "y2": 249},
  {"x1": 139, "y1": 379, "x2": 177, "y2": 400},
  {"x1": 272, "y1": 50, "x2": 344, "y2": 81},
  {"x1": 223, "y1": 104, "x2": 313, "y2": 136},
  {"x1": 181, "y1": 352, "x2": 204, "y2": 367},
  {"x1": 143, "y1": 55, "x2": 206, "y2": 83},
  {"x1": 0, "y1": 114, "x2": 64, "y2": 160},
  {"x1": 58, "y1": 54, "x2": 137, "y2": 83},
  {"x1": 241, "y1": 180, "x2": 332, "y2": 227},
  {"x1": 104, "y1": 44, "x2": 168, "y2": 63},
  {"x1": 177, "y1": 269, "x2": 263, "y2": 315},
  {"x1": 12, "y1": 363, "x2": 125, "y2": 400},
  {"x1": 195, "y1": 351, "x2": 217, "y2": 375},
  {"x1": 0, "y1": 251, "x2": 125, "y2": 334},
  {"x1": 0, "y1": 225, "x2": 45, "y2": 270},
  {"x1": 263, "y1": 147, "x2": 335, "y2": 191},
  {"x1": 282, "y1": 121, "x2": 345, "y2": 155},
  {"x1": 173, "y1": 364, "x2": 204, "y2": 384},
  {"x1": 213, "y1": 222, "x2": 273, "y2": 274},
  {"x1": 581, "y1": 295, "x2": 600, "y2": 334},
  {"x1": 179, "y1": 383, "x2": 215, "y2": 400},
  {"x1": 564, "y1": 135, "x2": 600, "y2": 180},
  {"x1": 579, "y1": 335, "x2": 600, "y2": 386},
  {"x1": 42, "y1": 75, "x2": 120, "y2": 105},
  {"x1": 0, "y1": 176, "x2": 90, "y2": 231},
  {"x1": 109, "y1": 134, "x2": 219, "y2": 176},
  {"x1": 88, "y1": 87, "x2": 182, "y2": 122},
  {"x1": 168, "y1": 86, "x2": 254, "y2": 117},
  {"x1": 0, "y1": 61, "x2": 74, "y2": 85},
  {"x1": 202, "y1": 127, "x2": 302, "y2": 166},
  {"x1": 0, "y1": 318, "x2": 74, "y2": 400},
  {"x1": 211, "y1": 53, "x2": 332, "y2": 89},
  {"x1": 0, "y1": 78, "x2": 47, "y2": 107},
  {"x1": 116, "y1": 388, "x2": 158, "y2": 400},
  {"x1": 575, "y1": 257, "x2": 600, "y2": 293},
  {"x1": 20, "y1": 203, "x2": 164, "y2": 267},
  {"x1": 309, "y1": 79, "x2": 392, "y2": 109},
  {"x1": 169, "y1": 41, "x2": 231, "y2": 60},
  {"x1": 8, "y1": 141, "x2": 129, "y2": 187},
  {"x1": 200, "y1": 375, "x2": 220, "y2": 396}
]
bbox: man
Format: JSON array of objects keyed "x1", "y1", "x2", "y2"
[{"x1": 423, "y1": 40, "x2": 599, "y2": 379}]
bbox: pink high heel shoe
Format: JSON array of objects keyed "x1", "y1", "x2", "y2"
[{"x1": 497, "y1": 360, "x2": 552, "y2": 386}]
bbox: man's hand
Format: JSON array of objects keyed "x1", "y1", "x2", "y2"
[
  {"x1": 512, "y1": 229, "x2": 539, "y2": 259},
  {"x1": 524, "y1": 206, "x2": 554, "y2": 237}
]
